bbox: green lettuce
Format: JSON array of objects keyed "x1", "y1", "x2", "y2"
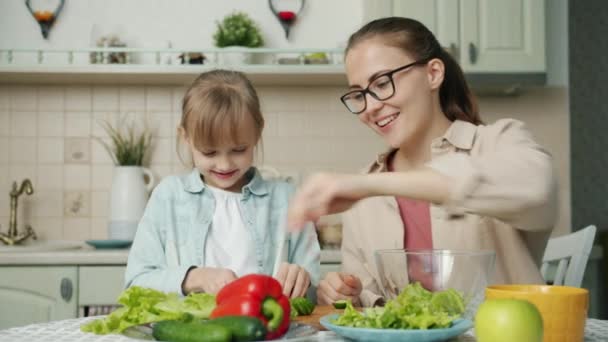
[
  {"x1": 81, "y1": 286, "x2": 216, "y2": 335},
  {"x1": 332, "y1": 282, "x2": 465, "y2": 330}
]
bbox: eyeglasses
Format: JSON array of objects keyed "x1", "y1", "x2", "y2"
[{"x1": 340, "y1": 60, "x2": 428, "y2": 115}]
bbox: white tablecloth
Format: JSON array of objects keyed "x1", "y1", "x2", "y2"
[{"x1": 1, "y1": 316, "x2": 607, "y2": 341}]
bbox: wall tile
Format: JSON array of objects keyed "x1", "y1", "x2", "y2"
[
  {"x1": 0, "y1": 163, "x2": 8, "y2": 192},
  {"x1": 10, "y1": 111, "x2": 37, "y2": 137},
  {"x1": 63, "y1": 217, "x2": 91, "y2": 241},
  {"x1": 37, "y1": 164, "x2": 64, "y2": 191},
  {"x1": 64, "y1": 191, "x2": 90, "y2": 217},
  {"x1": 38, "y1": 137, "x2": 64, "y2": 163},
  {"x1": 148, "y1": 112, "x2": 174, "y2": 138},
  {"x1": 10, "y1": 86, "x2": 37, "y2": 111},
  {"x1": 64, "y1": 112, "x2": 91, "y2": 137},
  {"x1": 119, "y1": 87, "x2": 145, "y2": 112},
  {"x1": 90, "y1": 217, "x2": 108, "y2": 240},
  {"x1": 150, "y1": 137, "x2": 172, "y2": 164},
  {"x1": 0, "y1": 138, "x2": 8, "y2": 163},
  {"x1": 64, "y1": 165, "x2": 91, "y2": 191},
  {"x1": 91, "y1": 164, "x2": 114, "y2": 191},
  {"x1": 146, "y1": 87, "x2": 172, "y2": 112},
  {"x1": 8, "y1": 165, "x2": 36, "y2": 185},
  {"x1": 38, "y1": 86, "x2": 65, "y2": 111},
  {"x1": 92, "y1": 86, "x2": 119, "y2": 111},
  {"x1": 33, "y1": 217, "x2": 63, "y2": 240},
  {"x1": 65, "y1": 86, "x2": 92, "y2": 111},
  {"x1": 31, "y1": 191, "x2": 63, "y2": 217},
  {"x1": 0, "y1": 86, "x2": 9, "y2": 111},
  {"x1": 64, "y1": 138, "x2": 90, "y2": 164},
  {"x1": 0, "y1": 111, "x2": 9, "y2": 136},
  {"x1": 38, "y1": 112, "x2": 64, "y2": 137},
  {"x1": 171, "y1": 86, "x2": 186, "y2": 112},
  {"x1": 10, "y1": 137, "x2": 36, "y2": 164},
  {"x1": 91, "y1": 138, "x2": 115, "y2": 164},
  {"x1": 91, "y1": 191, "x2": 109, "y2": 217},
  {"x1": 91, "y1": 112, "x2": 117, "y2": 138}
]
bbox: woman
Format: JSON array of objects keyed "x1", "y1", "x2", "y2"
[{"x1": 288, "y1": 17, "x2": 557, "y2": 307}]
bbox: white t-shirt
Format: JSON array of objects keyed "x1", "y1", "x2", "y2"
[{"x1": 203, "y1": 185, "x2": 258, "y2": 277}]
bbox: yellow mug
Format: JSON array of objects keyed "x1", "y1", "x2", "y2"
[{"x1": 485, "y1": 285, "x2": 588, "y2": 342}]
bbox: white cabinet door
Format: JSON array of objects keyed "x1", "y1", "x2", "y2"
[
  {"x1": 367, "y1": 0, "x2": 545, "y2": 73},
  {"x1": 460, "y1": 0, "x2": 545, "y2": 72},
  {"x1": 78, "y1": 266, "x2": 126, "y2": 306},
  {"x1": 0, "y1": 266, "x2": 77, "y2": 329},
  {"x1": 393, "y1": 0, "x2": 460, "y2": 60}
]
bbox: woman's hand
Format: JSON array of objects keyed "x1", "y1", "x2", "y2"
[
  {"x1": 182, "y1": 267, "x2": 238, "y2": 295},
  {"x1": 275, "y1": 262, "x2": 311, "y2": 298},
  {"x1": 316, "y1": 272, "x2": 362, "y2": 306},
  {"x1": 288, "y1": 173, "x2": 369, "y2": 230}
]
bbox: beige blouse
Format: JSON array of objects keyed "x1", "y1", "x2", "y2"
[{"x1": 340, "y1": 119, "x2": 558, "y2": 307}]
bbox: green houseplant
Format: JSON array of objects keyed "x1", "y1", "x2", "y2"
[
  {"x1": 213, "y1": 11, "x2": 264, "y2": 48},
  {"x1": 213, "y1": 11, "x2": 263, "y2": 65},
  {"x1": 98, "y1": 119, "x2": 152, "y2": 166},
  {"x1": 97, "y1": 118, "x2": 155, "y2": 242}
]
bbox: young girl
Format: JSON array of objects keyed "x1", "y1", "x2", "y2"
[
  {"x1": 125, "y1": 70, "x2": 320, "y2": 298},
  {"x1": 288, "y1": 17, "x2": 558, "y2": 307}
]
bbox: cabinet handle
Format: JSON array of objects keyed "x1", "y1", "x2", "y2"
[
  {"x1": 469, "y1": 42, "x2": 478, "y2": 64},
  {"x1": 60, "y1": 278, "x2": 73, "y2": 302}
]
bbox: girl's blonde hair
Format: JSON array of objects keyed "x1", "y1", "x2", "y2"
[{"x1": 180, "y1": 70, "x2": 264, "y2": 154}]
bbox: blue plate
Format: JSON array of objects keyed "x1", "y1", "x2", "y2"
[
  {"x1": 320, "y1": 314, "x2": 473, "y2": 342},
  {"x1": 86, "y1": 239, "x2": 132, "y2": 249}
]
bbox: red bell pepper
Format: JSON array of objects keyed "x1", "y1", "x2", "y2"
[{"x1": 210, "y1": 274, "x2": 291, "y2": 340}]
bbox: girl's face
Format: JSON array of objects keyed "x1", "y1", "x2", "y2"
[
  {"x1": 344, "y1": 37, "x2": 442, "y2": 149},
  {"x1": 186, "y1": 117, "x2": 258, "y2": 192}
]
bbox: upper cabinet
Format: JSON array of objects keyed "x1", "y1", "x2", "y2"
[{"x1": 364, "y1": 0, "x2": 546, "y2": 73}]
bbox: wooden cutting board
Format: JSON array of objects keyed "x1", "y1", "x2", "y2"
[{"x1": 293, "y1": 305, "x2": 343, "y2": 331}]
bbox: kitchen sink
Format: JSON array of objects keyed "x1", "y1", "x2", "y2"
[{"x1": 0, "y1": 240, "x2": 84, "y2": 253}]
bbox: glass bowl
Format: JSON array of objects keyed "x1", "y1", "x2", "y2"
[{"x1": 374, "y1": 249, "x2": 496, "y2": 319}]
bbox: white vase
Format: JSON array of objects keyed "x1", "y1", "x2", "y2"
[
  {"x1": 108, "y1": 166, "x2": 155, "y2": 241},
  {"x1": 218, "y1": 46, "x2": 253, "y2": 65}
]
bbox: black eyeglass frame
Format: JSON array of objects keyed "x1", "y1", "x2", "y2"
[{"x1": 340, "y1": 59, "x2": 429, "y2": 115}]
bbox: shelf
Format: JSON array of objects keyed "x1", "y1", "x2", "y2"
[
  {"x1": 0, "y1": 47, "x2": 348, "y2": 86},
  {"x1": 0, "y1": 64, "x2": 347, "y2": 86}
]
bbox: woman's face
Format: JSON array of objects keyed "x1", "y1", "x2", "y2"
[{"x1": 344, "y1": 38, "x2": 440, "y2": 149}]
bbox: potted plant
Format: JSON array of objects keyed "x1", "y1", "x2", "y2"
[
  {"x1": 98, "y1": 118, "x2": 155, "y2": 241},
  {"x1": 213, "y1": 11, "x2": 264, "y2": 65}
]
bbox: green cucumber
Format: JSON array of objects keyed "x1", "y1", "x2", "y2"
[
  {"x1": 209, "y1": 316, "x2": 267, "y2": 342},
  {"x1": 152, "y1": 320, "x2": 231, "y2": 342},
  {"x1": 333, "y1": 300, "x2": 349, "y2": 309},
  {"x1": 290, "y1": 297, "x2": 315, "y2": 316}
]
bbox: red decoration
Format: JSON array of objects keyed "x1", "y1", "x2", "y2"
[
  {"x1": 25, "y1": 0, "x2": 65, "y2": 39},
  {"x1": 269, "y1": 0, "x2": 305, "y2": 39}
]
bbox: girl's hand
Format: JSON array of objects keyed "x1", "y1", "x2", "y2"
[
  {"x1": 316, "y1": 272, "x2": 362, "y2": 306},
  {"x1": 275, "y1": 262, "x2": 311, "y2": 298},
  {"x1": 182, "y1": 267, "x2": 238, "y2": 295},
  {"x1": 288, "y1": 173, "x2": 368, "y2": 230}
]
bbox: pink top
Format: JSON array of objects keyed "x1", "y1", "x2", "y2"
[{"x1": 388, "y1": 155, "x2": 433, "y2": 250}]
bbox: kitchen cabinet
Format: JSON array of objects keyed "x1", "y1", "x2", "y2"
[
  {"x1": 0, "y1": 266, "x2": 77, "y2": 329},
  {"x1": 364, "y1": 0, "x2": 546, "y2": 73},
  {"x1": 78, "y1": 266, "x2": 126, "y2": 307}
]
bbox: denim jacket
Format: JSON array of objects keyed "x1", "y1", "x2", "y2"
[{"x1": 125, "y1": 168, "x2": 321, "y2": 295}]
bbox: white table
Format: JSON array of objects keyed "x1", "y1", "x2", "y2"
[{"x1": 1, "y1": 316, "x2": 607, "y2": 341}]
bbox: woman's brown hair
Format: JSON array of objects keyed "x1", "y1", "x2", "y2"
[
  {"x1": 346, "y1": 17, "x2": 481, "y2": 125},
  {"x1": 180, "y1": 70, "x2": 264, "y2": 154}
]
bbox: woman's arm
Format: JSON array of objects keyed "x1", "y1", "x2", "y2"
[{"x1": 289, "y1": 120, "x2": 556, "y2": 231}]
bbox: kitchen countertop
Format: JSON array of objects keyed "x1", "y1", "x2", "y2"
[{"x1": 0, "y1": 245, "x2": 341, "y2": 266}]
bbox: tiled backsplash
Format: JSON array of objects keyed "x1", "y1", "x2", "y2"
[
  {"x1": 0, "y1": 85, "x2": 570, "y2": 241},
  {"x1": 0, "y1": 84, "x2": 385, "y2": 241}
]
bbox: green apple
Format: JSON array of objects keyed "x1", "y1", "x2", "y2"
[{"x1": 475, "y1": 299, "x2": 543, "y2": 342}]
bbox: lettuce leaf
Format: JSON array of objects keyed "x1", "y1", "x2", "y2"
[
  {"x1": 332, "y1": 282, "x2": 465, "y2": 330},
  {"x1": 80, "y1": 286, "x2": 216, "y2": 335}
]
